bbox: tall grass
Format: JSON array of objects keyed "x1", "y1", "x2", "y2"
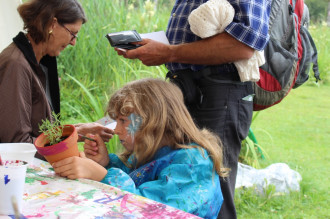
[{"x1": 59, "y1": 0, "x2": 170, "y2": 123}]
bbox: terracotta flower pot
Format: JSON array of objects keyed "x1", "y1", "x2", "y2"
[{"x1": 34, "y1": 124, "x2": 79, "y2": 164}]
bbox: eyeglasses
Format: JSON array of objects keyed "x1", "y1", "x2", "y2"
[{"x1": 60, "y1": 24, "x2": 78, "y2": 42}]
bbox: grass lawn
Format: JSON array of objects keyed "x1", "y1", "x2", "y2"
[{"x1": 235, "y1": 83, "x2": 330, "y2": 218}]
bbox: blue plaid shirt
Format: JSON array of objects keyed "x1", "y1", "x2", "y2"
[{"x1": 166, "y1": 0, "x2": 271, "y2": 72}]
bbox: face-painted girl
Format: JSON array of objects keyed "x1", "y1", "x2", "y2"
[{"x1": 114, "y1": 113, "x2": 142, "y2": 152}]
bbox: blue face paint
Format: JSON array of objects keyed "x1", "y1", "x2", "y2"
[
  {"x1": 127, "y1": 113, "x2": 142, "y2": 138},
  {"x1": 120, "y1": 113, "x2": 142, "y2": 150}
]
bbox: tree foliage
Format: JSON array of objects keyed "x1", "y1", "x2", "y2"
[{"x1": 304, "y1": 0, "x2": 328, "y2": 23}]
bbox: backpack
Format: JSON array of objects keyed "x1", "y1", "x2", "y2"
[{"x1": 252, "y1": 0, "x2": 321, "y2": 111}]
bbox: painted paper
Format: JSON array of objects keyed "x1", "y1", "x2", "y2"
[{"x1": 21, "y1": 159, "x2": 201, "y2": 219}]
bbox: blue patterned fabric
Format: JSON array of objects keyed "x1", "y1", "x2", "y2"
[
  {"x1": 101, "y1": 146, "x2": 222, "y2": 218},
  {"x1": 166, "y1": 0, "x2": 271, "y2": 72}
]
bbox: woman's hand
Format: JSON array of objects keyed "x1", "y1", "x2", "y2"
[
  {"x1": 83, "y1": 134, "x2": 110, "y2": 167},
  {"x1": 75, "y1": 122, "x2": 114, "y2": 142},
  {"x1": 52, "y1": 152, "x2": 107, "y2": 181}
]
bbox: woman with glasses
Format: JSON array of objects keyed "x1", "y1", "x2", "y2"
[{"x1": 0, "y1": 0, "x2": 114, "y2": 153}]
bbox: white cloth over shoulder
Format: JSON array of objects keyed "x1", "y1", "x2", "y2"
[
  {"x1": 188, "y1": 0, "x2": 265, "y2": 82},
  {"x1": 188, "y1": 0, "x2": 234, "y2": 38}
]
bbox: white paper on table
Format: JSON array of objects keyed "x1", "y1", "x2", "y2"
[{"x1": 140, "y1": 31, "x2": 170, "y2": 45}]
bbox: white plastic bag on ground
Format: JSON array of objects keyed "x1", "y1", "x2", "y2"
[{"x1": 236, "y1": 162, "x2": 302, "y2": 194}]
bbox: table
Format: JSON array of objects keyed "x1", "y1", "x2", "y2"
[{"x1": 1, "y1": 159, "x2": 200, "y2": 219}]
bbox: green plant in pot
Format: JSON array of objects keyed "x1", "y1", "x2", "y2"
[
  {"x1": 38, "y1": 112, "x2": 64, "y2": 146},
  {"x1": 34, "y1": 112, "x2": 79, "y2": 164}
]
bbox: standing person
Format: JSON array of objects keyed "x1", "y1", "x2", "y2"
[
  {"x1": 53, "y1": 78, "x2": 229, "y2": 218},
  {"x1": 115, "y1": 0, "x2": 271, "y2": 218},
  {"x1": 0, "y1": 0, "x2": 113, "y2": 147}
]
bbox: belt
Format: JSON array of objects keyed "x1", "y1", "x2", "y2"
[{"x1": 167, "y1": 64, "x2": 240, "y2": 82}]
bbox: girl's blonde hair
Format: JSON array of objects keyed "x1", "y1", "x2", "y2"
[{"x1": 107, "y1": 78, "x2": 228, "y2": 177}]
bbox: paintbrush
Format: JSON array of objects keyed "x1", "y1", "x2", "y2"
[
  {"x1": 78, "y1": 134, "x2": 96, "y2": 142},
  {"x1": 11, "y1": 196, "x2": 20, "y2": 219}
]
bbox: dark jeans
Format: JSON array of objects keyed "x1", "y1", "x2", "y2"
[{"x1": 167, "y1": 65, "x2": 253, "y2": 218}]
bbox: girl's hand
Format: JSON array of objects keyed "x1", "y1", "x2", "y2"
[
  {"x1": 52, "y1": 152, "x2": 107, "y2": 181},
  {"x1": 75, "y1": 122, "x2": 114, "y2": 142},
  {"x1": 83, "y1": 134, "x2": 110, "y2": 167}
]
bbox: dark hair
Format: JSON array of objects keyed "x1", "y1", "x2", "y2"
[{"x1": 17, "y1": 0, "x2": 87, "y2": 44}]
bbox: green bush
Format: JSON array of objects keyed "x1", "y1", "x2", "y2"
[{"x1": 304, "y1": 0, "x2": 328, "y2": 24}]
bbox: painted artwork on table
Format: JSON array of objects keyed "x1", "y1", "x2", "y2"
[{"x1": 21, "y1": 159, "x2": 200, "y2": 219}]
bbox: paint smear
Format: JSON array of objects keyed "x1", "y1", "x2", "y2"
[
  {"x1": 94, "y1": 194, "x2": 125, "y2": 205},
  {"x1": 140, "y1": 203, "x2": 169, "y2": 217},
  {"x1": 120, "y1": 194, "x2": 133, "y2": 213},
  {"x1": 4, "y1": 174, "x2": 10, "y2": 184},
  {"x1": 40, "y1": 180, "x2": 48, "y2": 185},
  {"x1": 25, "y1": 177, "x2": 37, "y2": 184},
  {"x1": 24, "y1": 213, "x2": 44, "y2": 218},
  {"x1": 36, "y1": 142, "x2": 68, "y2": 156},
  {"x1": 64, "y1": 194, "x2": 81, "y2": 204},
  {"x1": 81, "y1": 189, "x2": 97, "y2": 199}
]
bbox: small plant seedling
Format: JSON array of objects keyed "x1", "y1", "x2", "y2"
[{"x1": 38, "y1": 112, "x2": 64, "y2": 146}]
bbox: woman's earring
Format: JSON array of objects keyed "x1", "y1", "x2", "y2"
[{"x1": 49, "y1": 30, "x2": 53, "y2": 34}]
